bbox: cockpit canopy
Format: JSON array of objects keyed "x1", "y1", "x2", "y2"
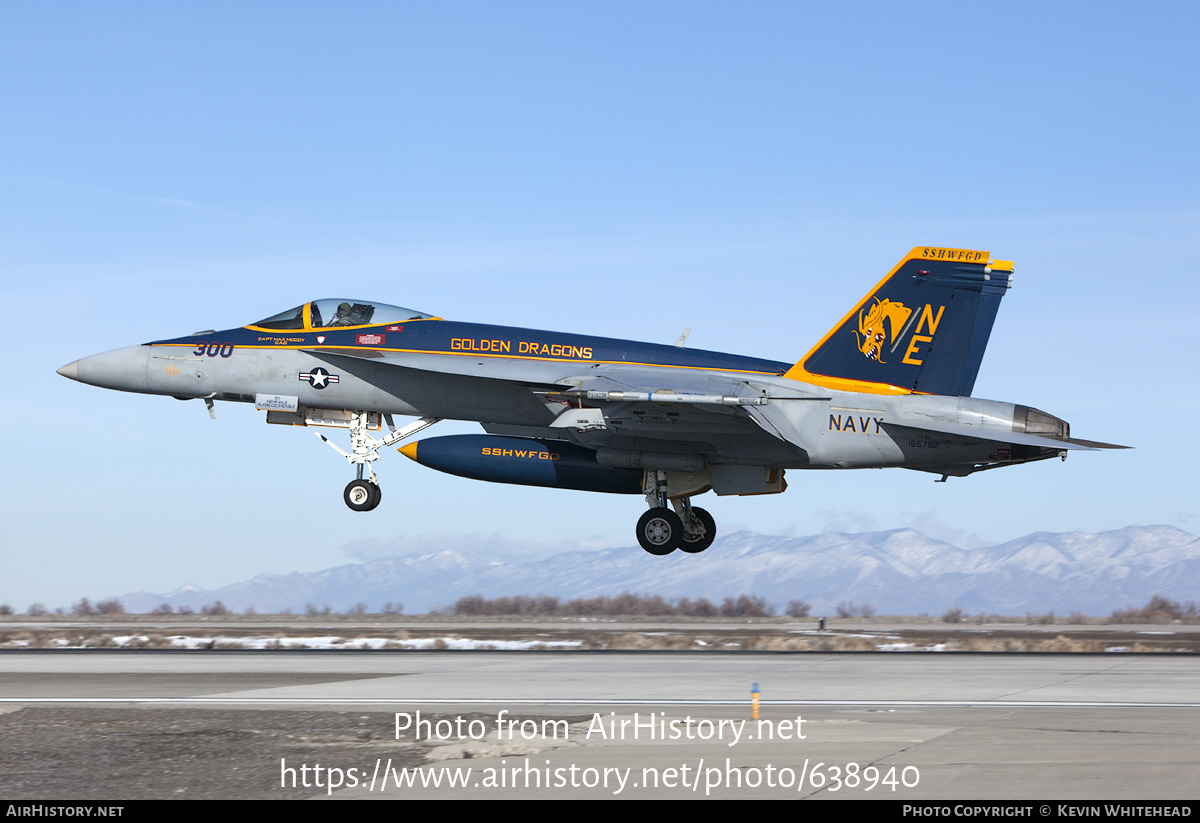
[{"x1": 251, "y1": 300, "x2": 435, "y2": 331}]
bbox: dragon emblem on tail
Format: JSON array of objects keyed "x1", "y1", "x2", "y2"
[{"x1": 854, "y1": 298, "x2": 912, "y2": 363}]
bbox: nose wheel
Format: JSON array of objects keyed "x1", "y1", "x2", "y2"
[
  {"x1": 344, "y1": 479, "x2": 382, "y2": 512},
  {"x1": 316, "y1": 412, "x2": 440, "y2": 512}
]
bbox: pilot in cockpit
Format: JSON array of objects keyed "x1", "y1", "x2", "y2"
[{"x1": 330, "y1": 302, "x2": 355, "y2": 326}]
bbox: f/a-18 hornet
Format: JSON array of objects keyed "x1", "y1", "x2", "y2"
[{"x1": 59, "y1": 246, "x2": 1125, "y2": 555}]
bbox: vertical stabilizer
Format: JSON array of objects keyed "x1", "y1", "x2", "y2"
[{"x1": 785, "y1": 247, "x2": 1013, "y2": 396}]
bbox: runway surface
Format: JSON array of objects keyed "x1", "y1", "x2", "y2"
[{"x1": 1, "y1": 651, "x2": 1197, "y2": 799}]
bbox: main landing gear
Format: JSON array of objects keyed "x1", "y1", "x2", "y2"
[
  {"x1": 636, "y1": 470, "x2": 717, "y2": 555},
  {"x1": 316, "y1": 412, "x2": 440, "y2": 512}
]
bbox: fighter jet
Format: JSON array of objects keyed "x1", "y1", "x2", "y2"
[{"x1": 57, "y1": 246, "x2": 1125, "y2": 555}]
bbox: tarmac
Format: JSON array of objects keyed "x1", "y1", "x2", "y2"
[{"x1": 1, "y1": 649, "x2": 1197, "y2": 799}]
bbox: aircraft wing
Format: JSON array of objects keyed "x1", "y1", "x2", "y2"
[
  {"x1": 306, "y1": 346, "x2": 803, "y2": 401},
  {"x1": 307, "y1": 347, "x2": 827, "y2": 448}
]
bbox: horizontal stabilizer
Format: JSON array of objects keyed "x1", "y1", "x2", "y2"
[
  {"x1": 887, "y1": 418, "x2": 1128, "y2": 451},
  {"x1": 1055, "y1": 437, "x2": 1131, "y2": 450}
]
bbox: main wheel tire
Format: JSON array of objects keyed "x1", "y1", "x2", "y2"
[
  {"x1": 365, "y1": 481, "x2": 382, "y2": 511},
  {"x1": 344, "y1": 480, "x2": 376, "y2": 512},
  {"x1": 637, "y1": 508, "x2": 683, "y2": 555},
  {"x1": 679, "y1": 507, "x2": 717, "y2": 553}
]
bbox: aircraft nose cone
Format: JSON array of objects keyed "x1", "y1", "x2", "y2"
[{"x1": 60, "y1": 345, "x2": 151, "y2": 392}]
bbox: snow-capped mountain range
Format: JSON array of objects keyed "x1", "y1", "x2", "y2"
[{"x1": 114, "y1": 525, "x2": 1200, "y2": 616}]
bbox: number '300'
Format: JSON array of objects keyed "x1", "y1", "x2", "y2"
[{"x1": 193, "y1": 342, "x2": 234, "y2": 358}]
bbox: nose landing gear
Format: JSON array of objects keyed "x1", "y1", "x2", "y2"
[
  {"x1": 344, "y1": 477, "x2": 381, "y2": 512},
  {"x1": 315, "y1": 412, "x2": 440, "y2": 511}
]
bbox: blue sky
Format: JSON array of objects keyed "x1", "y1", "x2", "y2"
[{"x1": 2, "y1": 2, "x2": 1196, "y2": 609}]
